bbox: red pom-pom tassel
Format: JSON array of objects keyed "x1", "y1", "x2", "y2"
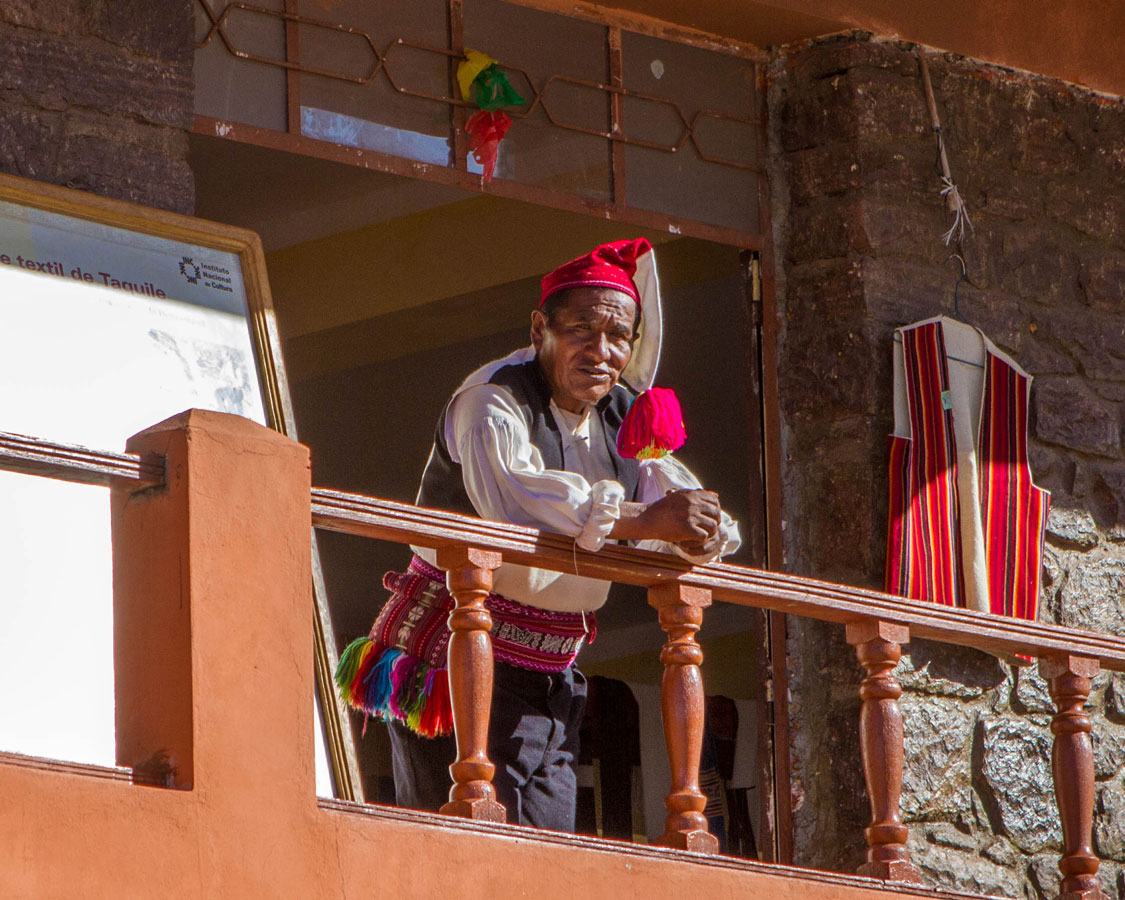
[{"x1": 616, "y1": 387, "x2": 686, "y2": 460}]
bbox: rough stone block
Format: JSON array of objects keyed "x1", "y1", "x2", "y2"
[
  {"x1": 1047, "y1": 508, "x2": 1101, "y2": 550},
  {"x1": 772, "y1": 32, "x2": 1125, "y2": 898},
  {"x1": 0, "y1": 101, "x2": 61, "y2": 180},
  {"x1": 778, "y1": 70, "x2": 861, "y2": 153},
  {"x1": 784, "y1": 196, "x2": 868, "y2": 263},
  {"x1": 855, "y1": 139, "x2": 935, "y2": 199},
  {"x1": 1072, "y1": 466, "x2": 1125, "y2": 534},
  {"x1": 1027, "y1": 852, "x2": 1061, "y2": 900},
  {"x1": 1028, "y1": 443, "x2": 1077, "y2": 506},
  {"x1": 1042, "y1": 544, "x2": 1064, "y2": 588},
  {"x1": 859, "y1": 262, "x2": 958, "y2": 335},
  {"x1": 971, "y1": 169, "x2": 1052, "y2": 222},
  {"x1": 53, "y1": 124, "x2": 194, "y2": 214},
  {"x1": 901, "y1": 697, "x2": 973, "y2": 820},
  {"x1": 1060, "y1": 557, "x2": 1125, "y2": 637},
  {"x1": 1047, "y1": 182, "x2": 1125, "y2": 249},
  {"x1": 90, "y1": 0, "x2": 193, "y2": 63},
  {"x1": 1019, "y1": 328, "x2": 1082, "y2": 377},
  {"x1": 897, "y1": 638, "x2": 1009, "y2": 701},
  {"x1": 981, "y1": 838, "x2": 1019, "y2": 867},
  {"x1": 0, "y1": 0, "x2": 89, "y2": 37},
  {"x1": 1013, "y1": 666, "x2": 1056, "y2": 715},
  {"x1": 978, "y1": 716, "x2": 1061, "y2": 853},
  {"x1": 783, "y1": 35, "x2": 918, "y2": 85},
  {"x1": 778, "y1": 259, "x2": 875, "y2": 419},
  {"x1": 786, "y1": 427, "x2": 883, "y2": 582},
  {"x1": 850, "y1": 70, "x2": 931, "y2": 142},
  {"x1": 857, "y1": 197, "x2": 948, "y2": 263},
  {"x1": 0, "y1": 27, "x2": 193, "y2": 128},
  {"x1": 996, "y1": 224, "x2": 1080, "y2": 305},
  {"x1": 924, "y1": 822, "x2": 977, "y2": 851},
  {"x1": 786, "y1": 617, "x2": 869, "y2": 873},
  {"x1": 1034, "y1": 379, "x2": 1122, "y2": 458},
  {"x1": 1049, "y1": 310, "x2": 1125, "y2": 383},
  {"x1": 1094, "y1": 726, "x2": 1125, "y2": 782},
  {"x1": 1009, "y1": 117, "x2": 1083, "y2": 176},
  {"x1": 1109, "y1": 674, "x2": 1125, "y2": 723},
  {"x1": 1078, "y1": 249, "x2": 1125, "y2": 311},
  {"x1": 1096, "y1": 780, "x2": 1125, "y2": 861},
  {"x1": 907, "y1": 829, "x2": 1021, "y2": 897},
  {"x1": 783, "y1": 143, "x2": 863, "y2": 205}
]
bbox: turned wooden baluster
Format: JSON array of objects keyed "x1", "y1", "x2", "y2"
[
  {"x1": 648, "y1": 583, "x2": 720, "y2": 854},
  {"x1": 1041, "y1": 654, "x2": 1102, "y2": 900},
  {"x1": 435, "y1": 544, "x2": 506, "y2": 822},
  {"x1": 845, "y1": 620, "x2": 922, "y2": 883}
]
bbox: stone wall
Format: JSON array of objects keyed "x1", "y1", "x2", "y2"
[
  {"x1": 768, "y1": 32, "x2": 1125, "y2": 898},
  {"x1": 0, "y1": 0, "x2": 194, "y2": 213}
]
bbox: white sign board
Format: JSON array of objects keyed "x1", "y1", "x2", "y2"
[{"x1": 0, "y1": 178, "x2": 352, "y2": 799}]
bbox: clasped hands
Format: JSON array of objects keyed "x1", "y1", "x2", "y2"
[{"x1": 611, "y1": 488, "x2": 724, "y2": 558}]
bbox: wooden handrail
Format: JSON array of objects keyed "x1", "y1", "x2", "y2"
[
  {"x1": 4, "y1": 426, "x2": 1118, "y2": 670},
  {"x1": 309, "y1": 488, "x2": 1125, "y2": 672},
  {"x1": 4, "y1": 428, "x2": 1109, "y2": 893},
  {"x1": 0, "y1": 430, "x2": 163, "y2": 490}
]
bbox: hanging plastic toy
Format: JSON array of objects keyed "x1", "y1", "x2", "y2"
[{"x1": 456, "y1": 49, "x2": 524, "y2": 182}]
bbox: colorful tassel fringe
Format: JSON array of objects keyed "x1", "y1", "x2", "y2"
[
  {"x1": 335, "y1": 637, "x2": 454, "y2": 738},
  {"x1": 617, "y1": 387, "x2": 687, "y2": 460}
]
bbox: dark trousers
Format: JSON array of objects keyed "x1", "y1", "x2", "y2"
[{"x1": 388, "y1": 661, "x2": 587, "y2": 832}]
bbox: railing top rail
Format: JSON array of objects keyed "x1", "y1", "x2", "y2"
[
  {"x1": 311, "y1": 487, "x2": 1125, "y2": 672},
  {"x1": 0, "y1": 430, "x2": 163, "y2": 490},
  {"x1": 4, "y1": 431, "x2": 1121, "y2": 672}
]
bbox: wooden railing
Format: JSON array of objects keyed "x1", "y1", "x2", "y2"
[{"x1": 4, "y1": 429, "x2": 1122, "y2": 898}]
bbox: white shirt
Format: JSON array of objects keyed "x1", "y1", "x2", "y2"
[{"x1": 414, "y1": 382, "x2": 741, "y2": 613}]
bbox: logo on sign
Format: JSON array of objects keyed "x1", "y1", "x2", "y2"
[{"x1": 179, "y1": 256, "x2": 201, "y2": 285}]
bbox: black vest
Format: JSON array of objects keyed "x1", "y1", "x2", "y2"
[{"x1": 416, "y1": 358, "x2": 640, "y2": 516}]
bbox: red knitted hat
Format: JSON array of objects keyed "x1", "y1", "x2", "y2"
[{"x1": 539, "y1": 238, "x2": 653, "y2": 306}]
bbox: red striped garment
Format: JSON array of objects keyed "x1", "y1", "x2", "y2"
[{"x1": 885, "y1": 318, "x2": 1049, "y2": 621}]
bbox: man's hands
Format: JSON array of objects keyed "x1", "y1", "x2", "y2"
[{"x1": 610, "y1": 489, "x2": 724, "y2": 557}]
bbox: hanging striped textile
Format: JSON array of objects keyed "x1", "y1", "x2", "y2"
[
  {"x1": 885, "y1": 318, "x2": 1049, "y2": 628},
  {"x1": 978, "y1": 353, "x2": 1050, "y2": 621},
  {"x1": 886, "y1": 321, "x2": 965, "y2": 607}
]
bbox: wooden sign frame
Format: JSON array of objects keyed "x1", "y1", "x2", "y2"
[{"x1": 0, "y1": 172, "x2": 361, "y2": 800}]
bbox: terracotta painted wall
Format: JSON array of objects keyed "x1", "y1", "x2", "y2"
[{"x1": 0, "y1": 409, "x2": 990, "y2": 900}]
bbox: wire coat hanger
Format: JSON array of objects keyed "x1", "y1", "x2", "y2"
[{"x1": 947, "y1": 253, "x2": 967, "y2": 318}]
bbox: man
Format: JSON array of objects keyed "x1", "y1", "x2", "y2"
[{"x1": 337, "y1": 238, "x2": 739, "y2": 831}]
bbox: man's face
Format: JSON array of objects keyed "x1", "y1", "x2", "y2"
[{"x1": 531, "y1": 286, "x2": 638, "y2": 413}]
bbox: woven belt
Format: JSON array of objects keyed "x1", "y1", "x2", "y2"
[{"x1": 335, "y1": 555, "x2": 596, "y2": 737}]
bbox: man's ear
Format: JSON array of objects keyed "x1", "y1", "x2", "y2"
[{"x1": 530, "y1": 308, "x2": 547, "y2": 352}]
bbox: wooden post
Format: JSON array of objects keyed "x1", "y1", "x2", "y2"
[
  {"x1": 845, "y1": 620, "x2": 921, "y2": 884},
  {"x1": 1041, "y1": 654, "x2": 1102, "y2": 900},
  {"x1": 435, "y1": 544, "x2": 506, "y2": 822},
  {"x1": 648, "y1": 583, "x2": 719, "y2": 854}
]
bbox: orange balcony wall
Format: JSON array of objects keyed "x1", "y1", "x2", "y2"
[{"x1": 0, "y1": 410, "x2": 991, "y2": 900}]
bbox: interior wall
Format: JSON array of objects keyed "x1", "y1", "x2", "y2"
[
  {"x1": 274, "y1": 214, "x2": 766, "y2": 804},
  {"x1": 266, "y1": 194, "x2": 673, "y2": 341}
]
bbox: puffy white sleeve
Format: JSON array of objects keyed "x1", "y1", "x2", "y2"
[
  {"x1": 633, "y1": 454, "x2": 742, "y2": 564},
  {"x1": 447, "y1": 384, "x2": 624, "y2": 551}
]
